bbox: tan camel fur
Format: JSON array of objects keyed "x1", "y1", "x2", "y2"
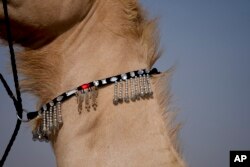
[{"x1": 0, "y1": 0, "x2": 186, "y2": 166}]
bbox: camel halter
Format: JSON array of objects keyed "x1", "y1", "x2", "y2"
[{"x1": 30, "y1": 68, "x2": 160, "y2": 142}]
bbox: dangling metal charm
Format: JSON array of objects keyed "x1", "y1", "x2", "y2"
[
  {"x1": 112, "y1": 69, "x2": 154, "y2": 105},
  {"x1": 57, "y1": 101, "x2": 63, "y2": 125},
  {"x1": 143, "y1": 74, "x2": 149, "y2": 96},
  {"x1": 48, "y1": 106, "x2": 53, "y2": 134},
  {"x1": 134, "y1": 76, "x2": 140, "y2": 99},
  {"x1": 91, "y1": 87, "x2": 98, "y2": 110},
  {"x1": 85, "y1": 89, "x2": 91, "y2": 111},
  {"x1": 42, "y1": 109, "x2": 47, "y2": 133},
  {"x1": 46, "y1": 110, "x2": 50, "y2": 135},
  {"x1": 76, "y1": 85, "x2": 98, "y2": 112},
  {"x1": 53, "y1": 105, "x2": 58, "y2": 132},
  {"x1": 113, "y1": 81, "x2": 119, "y2": 105},
  {"x1": 146, "y1": 74, "x2": 153, "y2": 96},
  {"x1": 130, "y1": 78, "x2": 136, "y2": 101},
  {"x1": 124, "y1": 79, "x2": 129, "y2": 103},
  {"x1": 77, "y1": 90, "x2": 84, "y2": 114},
  {"x1": 118, "y1": 79, "x2": 123, "y2": 103},
  {"x1": 139, "y1": 74, "x2": 145, "y2": 97},
  {"x1": 34, "y1": 97, "x2": 64, "y2": 141}
]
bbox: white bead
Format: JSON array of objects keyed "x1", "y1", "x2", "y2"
[
  {"x1": 56, "y1": 96, "x2": 63, "y2": 102},
  {"x1": 49, "y1": 101, "x2": 54, "y2": 106},
  {"x1": 66, "y1": 89, "x2": 77, "y2": 96},
  {"x1": 110, "y1": 77, "x2": 118, "y2": 82},
  {"x1": 42, "y1": 104, "x2": 47, "y2": 111},
  {"x1": 130, "y1": 71, "x2": 135, "y2": 77},
  {"x1": 138, "y1": 70, "x2": 144, "y2": 75},
  {"x1": 121, "y1": 74, "x2": 127, "y2": 80},
  {"x1": 93, "y1": 80, "x2": 99, "y2": 86},
  {"x1": 101, "y1": 79, "x2": 107, "y2": 84}
]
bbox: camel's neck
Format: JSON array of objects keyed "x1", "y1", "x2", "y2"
[
  {"x1": 58, "y1": 0, "x2": 150, "y2": 94},
  {"x1": 19, "y1": 1, "x2": 185, "y2": 166}
]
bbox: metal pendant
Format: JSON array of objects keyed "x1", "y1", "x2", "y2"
[
  {"x1": 33, "y1": 97, "x2": 64, "y2": 142},
  {"x1": 113, "y1": 71, "x2": 153, "y2": 104},
  {"x1": 77, "y1": 86, "x2": 99, "y2": 112}
]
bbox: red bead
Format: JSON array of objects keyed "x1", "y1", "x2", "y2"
[{"x1": 81, "y1": 83, "x2": 90, "y2": 90}]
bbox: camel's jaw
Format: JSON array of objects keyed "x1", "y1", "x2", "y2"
[
  {"x1": 0, "y1": 18, "x2": 56, "y2": 48},
  {"x1": 0, "y1": 0, "x2": 95, "y2": 47}
]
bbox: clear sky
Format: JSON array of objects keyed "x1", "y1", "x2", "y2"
[{"x1": 0, "y1": 0, "x2": 250, "y2": 167}]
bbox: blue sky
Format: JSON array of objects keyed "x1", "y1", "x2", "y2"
[{"x1": 1, "y1": 0, "x2": 250, "y2": 166}]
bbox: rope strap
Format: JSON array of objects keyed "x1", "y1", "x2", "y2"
[{"x1": 0, "y1": 0, "x2": 24, "y2": 166}]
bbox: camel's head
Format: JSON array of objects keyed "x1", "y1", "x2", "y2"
[{"x1": 0, "y1": 0, "x2": 94, "y2": 46}]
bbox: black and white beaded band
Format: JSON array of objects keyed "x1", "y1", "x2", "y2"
[{"x1": 29, "y1": 68, "x2": 160, "y2": 142}]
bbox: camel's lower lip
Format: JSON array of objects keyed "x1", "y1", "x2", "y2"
[
  {"x1": 0, "y1": 20, "x2": 6, "y2": 29},
  {"x1": 0, "y1": 20, "x2": 7, "y2": 30}
]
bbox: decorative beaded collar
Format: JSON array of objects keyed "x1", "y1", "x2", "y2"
[{"x1": 29, "y1": 68, "x2": 160, "y2": 142}]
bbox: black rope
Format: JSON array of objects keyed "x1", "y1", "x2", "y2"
[
  {"x1": 0, "y1": 0, "x2": 24, "y2": 166},
  {"x1": 0, "y1": 74, "x2": 21, "y2": 167},
  {"x1": 0, "y1": 74, "x2": 18, "y2": 105}
]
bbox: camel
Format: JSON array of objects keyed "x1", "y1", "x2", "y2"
[{"x1": 0, "y1": 0, "x2": 186, "y2": 166}]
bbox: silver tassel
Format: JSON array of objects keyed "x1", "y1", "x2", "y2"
[
  {"x1": 34, "y1": 98, "x2": 65, "y2": 141},
  {"x1": 37, "y1": 124, "x2": 44, "y2": 142},
  {"x1": 124, "y1": 79, "x2": 129, "y2": 103},
  {"x1": 77, "y1": 87, "x2": 99, "y2": 112},
  {"x1": 139, "y1": 75, "x2": 145, "y2": 97},
  {"x1": 91, "y1": 87, "x2": 98, "y2": 110},
  {"x1": 46, "y1": 110, "x2": 50, "y2": 135},
  {"x1": 42, "y1": 110, "x2": 47, "y2": 133},
  {"x1": 85, "y1": 90, "x2": 91, "y2": 111},
  {"x1": 32, "y1": 129, "x2": 38, "y2": 141},
  {"x1": 118, "y1": 80, "x2": 123, "y2": 103},
  {"x1": 53, "y1": 105, "x2": 58, "y2": 132},
  {"x1": 77, "y1": 90, "x2": 84, "y2": 114},
  {"x1": 113, "y1": 81, "x2": 119, "y2": 105},
  {"x1": 134, "y1": 76, "x2": 139, "y2": 99},
  {"x1": 57, "y1": 102, "x2": 63, "y2": 125},
  {"x1": 112, "y1": 72, "x2": 154, "y2": 106},
  {"x1": 143, "y1": 75, "x2": 148, "y2": 96},
  {"x1": 49, "y1": 106, "x2": 53, "y2": 131},
  {"x1": 146, "y1": 74, "x2": 153, "y2": 96},
  {"x1": 130, "y1": 78, "x2": 136, "y2": 101}
]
